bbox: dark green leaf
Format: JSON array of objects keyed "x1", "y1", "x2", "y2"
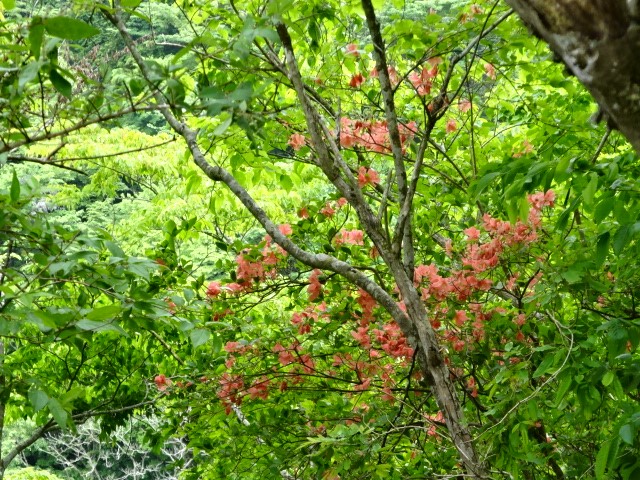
[
  {"x1": 554, "y1": 376, "x2": 572, "y2": 405},
  {"x1": 533, "y1": 354, "x2": 555, "y2": 378},
  {"x1": 594, "y1": 196, "x2": 615, "y2": 223},
  {"x1": 49, "y1": 68, "x2": 72, "y2": 98},
  {"x1": 470, "y1": 172, "x2": 500, "y2": 201},
  {"x1": 105, "y1": 240, "x2": 125, "y2": 258},
  {"x1": 619, "y1": 424, "x2": 635, "y2": 445},
  {"x1": 10, "y1": 170, "x2": 20, "y2": 203},
  {"x1": 613, "y1": 225, "x2": 632, "y2": 255},
  {"x1": 595, "y1": 231, "x2": 610, "y2": 268},
  {"x1": 210, "y1": 334, "x2": 223, "y2": 356}
]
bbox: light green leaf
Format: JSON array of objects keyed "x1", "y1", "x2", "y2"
[
  {"x1": 602, "y1": 371, "x2": 615, "y2": 387},
  {"x1": 562, "y1": 267, "x2": 582, "y2": 284},
  {"x1": 595, "y1": 440, "x2": 611, "y2": 479},
  {"x1": 28, "y1": 389, "x2": 49, "y2": 412},
  {"x1": 47, "y1": 398, "x2": 68, "y2": 427},
  {"x1": 28, "y1": 21, "x2": 45, "y2": 59},
  {"x1": 280, "y1": 174, "x2": 293, "y2": 192},
  {"x1": 76, "y1": 319, "x2": 127, "y2": 336},
  {"x1": 18, "y1": 61, "x2": 40, "y2": 89},
  {"x1": 190, "y1": 328, "x2": 210, "y2": 348},
  {"x1": 214, "y1": 115, "x2": 233, "y2": 136},
  {"x1": 44, "y1": 16, "x2": 100, "y2": 40},
  {"x1": 86, "y1": 305, "x2": 121, "y2": 321},
  {"x1": 583, "y1": 174, "x2": 598, "y2": 208}
]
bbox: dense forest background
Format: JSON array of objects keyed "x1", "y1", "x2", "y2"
[{"x1": 1, "y1": 0, "x2": 640, "y2": 479}]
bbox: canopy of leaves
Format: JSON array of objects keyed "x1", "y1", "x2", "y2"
[{"x1": 1, "y1": 0, "x2": 640, "y2": 479}]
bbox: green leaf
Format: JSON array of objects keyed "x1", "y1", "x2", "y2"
[
  {"x1": 86, "y1": 305, "x2": 121, "y2": 321},
  {"x1": 562, "y1": 267, "x2": 583, "y2": 284},
  {"x1": 594, "y1": 196, "x2": 614, "y2": 223},
  {"x1": 280, "y1": 174, "x2": 293, "y2": 192},
  {"x1": 532, "y1": 354, "x2": 554, "y2": 378},
  {"x1": 18, "y1": 61, "x2": 41, "y2": 89},
  {"x1": 121, "y1": 0, "x2": 142, "y2": 6},
  {"x1": 602, "y1": 371, "x2": 615, "y2": 387},
  {"x1": 214, "y1": 114, "x2": 233, "y2": 136},
  {"x1": 44, "y1": 16, "x2": 100, "y2": 40},
  {"x1": 28, "y1": 389, "x2": 49, "y2": 412},
  {"x1": 2, "y1": 0, "x2": 15, "y2": 8},
  {"x1": 163, "y1": 219, "x2": 177, "y2": 236},
  {"x1": 49, "y1": 68, "x2": 72, "y2": 98},
  {"x1": 47, "y1": 398, "x2": 68, "y2": 427},
  {"x1": 167, "y1": 78, "x2": 185, "y2": 105},
  {"x1": 105, "y1": 240, "x2": 125, "y2": 258},
  {"x1": 190, "y1": 328, "x2": 210, "y2": 348},
  {"x1": 583, "y1": 173, "x2": 598, "y2": 208},
  {"x1": 76, "y1": 319, "x2": 127, "y2": 335},
  {"x1": 10, "y1": 170, "x2": 20, "y2": 203},
  {"x1": 613, "y1": 225, "x2": 632, "y2": 255},
  {"x1": 470, "y1": 172, "x2": 500, "y2": 202},
  {"x1": 554, "y1": 376, "x2": 572, "y2": 406},
  {"x1": 28, "y1": 21, "x2": 45, "y2": 59},
  {"x1": 619, "y1": 424, "x2": 635, "y2": 445},
  {"x1": 595, "y1": 231, "x2": 610, "y2": 268},
  {"x1": 210, "y1": 334, "x2": 223, "y2": 356},
  {"x1": 595, "y1": 440, "x2": 611, "y2": 480},
  {"x1": 229, "y1": 82, "x2": 253, "y2": 101}
]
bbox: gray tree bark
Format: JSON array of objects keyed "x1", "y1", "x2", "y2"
[{"x1": 504, "y1": 0, "x2": 640, "y2": 152}]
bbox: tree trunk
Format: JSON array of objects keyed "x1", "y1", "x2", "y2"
[{"x1": 504, "y1": 0, "x2": 640, "y2": 153}]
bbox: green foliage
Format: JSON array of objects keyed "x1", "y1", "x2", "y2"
[
  {"x1": 5, "y1": 468, "x2": 64, "y2": 480},
  {"x1": 3, "y1": 0, "x2": 640, "y2": 478}
]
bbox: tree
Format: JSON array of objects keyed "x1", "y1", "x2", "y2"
[
  {"x1": 505, "y1": 1, "x2": 640, "y2": 153},
  {"x1": 0, "y1": 170, "x2": 181, "y2": 479},
  {"x1": 3, "y1": 0, "x2": 640, "y2": 478}
]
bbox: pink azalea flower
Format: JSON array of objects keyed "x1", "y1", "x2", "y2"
[{"x1": 288, "y1": 133, "x2": 306, "y2": 150}]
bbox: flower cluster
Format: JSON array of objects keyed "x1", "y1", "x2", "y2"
[
  {"x1": 408, "y1": 62, "x2": 439, "y2": 96},
  {"x1": 339, "y1": 118, "x2": 416, "y2": 153},
  {"x1": 334, "y1": 229, "x2": 365, "y2": 246}
]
